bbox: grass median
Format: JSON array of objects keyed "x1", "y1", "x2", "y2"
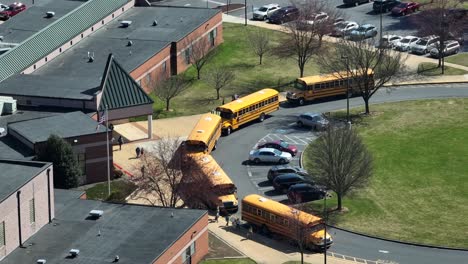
[
  {"x1": 151, "y1": 23, "x2": 320, "y2": 119},
  {"x1": 417, "y1": 62, "x2": 468, "y2": 76},
  {"x1": 445, "y1": 53, "x2": 468, "y2": 68},
  {"x1": 303, "y1": 99, "x2": 468, "y2": 248}
]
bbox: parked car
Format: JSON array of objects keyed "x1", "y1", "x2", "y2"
[
  {"x1": 272, "y1": 173, "x2": 307, "y2": 193},
  {"x1": 297, "y1": 113, "x2": 329, "y2": 130},
  {"x1": 253, "y1": 3, "x2": 281, "y2": 21},
  {"x1": 394, "y1": 36, "x2": 419, "y2": 51},
  {"x1": 373, "y1": 0, "x2": 400, "y2": 12},
  {"x1": 249, "y1": 148, "x2": 292, "y2": 164},
  {"x1": 0, "y1": 2, "x2": 26, "y2": 20},
  {"x1": 429, "y1": 40, "x2": 461, "y2": 58},
  {"x1": 297, "y1": 12, "x2": 329, "y2": 30},
  {"x1": 376, "y1": 34, "x2": 402, "y2": 48},
  {"x1": 344, "y1": 0, "x2": 371, "y2": 7},
  {"x1": 0, "y1": 3, "x2": 8, "y2": 12},
  {"x1": 391, "y1": 2, "x2": 420, "y2": 16},
  {"x1": 267, "y1": 165, "x2": 309, "y2": 182},
  {"x1": 348, "y1": 24, "x2": 378, "y2": 40},
  {"x1": 257, "y1": 140, "x2": 298, "y2": 156},
  {"x1": 410, "y1": 36, "x2": 439, "y2": 55},
  {"x1": 268, "y1": 6, "x2": 299, "y2": 24},
  {"x1": 287, "y1": 183, "x2": 327, "y2": 203},
  {"x1": 333, "y1": 21, "x2": 359, "y2": 37}
]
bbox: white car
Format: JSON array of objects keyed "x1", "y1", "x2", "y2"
[
  {"x1": 299, "y1": 12, "x2": 329, "y2": 27},
  {"x1": 249, "y1": 148, "x2": 292, "y2": 164},
  {"x1": 410, "y1": 36, "x2": 439, "y2": 55},
  {"x1": 253, "y1": 4, "x2": 280, "y2": 21},
  {"x1": 394, "y1": 36, "x2": 420, "y2": 52},
  {"x1": 0, "y1": 3, "x2": 7, "y2": 11},
  {"x1": 333, "y1": 21, "x2": 359, "y2": 37},
  {"x1": 376, "y1": 34, "x2": 402, "y2": 48}
]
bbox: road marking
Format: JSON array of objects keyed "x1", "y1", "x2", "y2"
[
  {"x1": 378, "y1": 250, "x2": 390, "y2": 254},
  {"x1": 184, "y1": 3, "x2": 191, "y2": 6},
  {"x1": 257, "y1": 186, "x2": 273, "y2": 191}
]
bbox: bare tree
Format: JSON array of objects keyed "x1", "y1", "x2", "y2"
[
  {"x1": 185, "y1": 36, "x2": 217, "y2": 80},
  {"x1": 153, "y1": 73, "x2": 192, "y2": 111},
  {"x1": 206, "y1": 66, "x2": 235, "y2": 99},
  {"x1": 247, "y1": 28, "x2": 271, "y2": 65},
  {"x1": 307, "y1": 125, "x2": 373, "y2": 211},
  {"x1": 276, "y1": 0, "x2": 341, "y2": 77},
  {"x1": 412, "y1": 0, "x2": 467, "y2": 73},
  {"x1": 318, "y1": 37, "x2": 406, "y2": 114}
]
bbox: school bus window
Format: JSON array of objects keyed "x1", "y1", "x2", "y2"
[
  {"x1": 270, "y1": 214, "x2": 276, "y2": 222},
  {"x1": 256, "y1": 209, "x2": 262, "y2": 216},
  {"x1": 283, "y1": 219, "x2": 289, "y2": 226}
]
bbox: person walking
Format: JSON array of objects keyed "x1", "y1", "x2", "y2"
[
  {"x1": 225, "y1": 215, "x2": 230, "y2": 226},
  {"x1": 247, "y1": 225, "x2": 253, "y2": 239},
  {"x1": 214, "y1": 206, "x2": 220, "y2": 223},
  {"x1": 235, "y1": 218, "x2": 241, "y2": 229},
  {"x1": 135, "y1": 147, "x2": 141, "y2": 158},
  {"x1": 117, "y1": 136, "x2": 124, "y2": 151},
  {"x1": 140, "y1": 147, "x2": 145, "y2": 157}
]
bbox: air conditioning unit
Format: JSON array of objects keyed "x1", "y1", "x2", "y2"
[
  {"x1": 0, "y1": 96, "x2": 16, "y2": 114},
  {"x1": 89, "y1": 210, "x2": 104, "y2": 218},
  {"x1": 0, "y1": 127, "x2": 7, "y2": 138},
  {"x1": 45, "y1": 11, "x2": 55, "y2": 18},
  {"x1": 120, "y1": 20, "x2": 132, "y2": 27},
  {"x1": 69, "y1": 249, "x2": 80, "y2": 257},
  {"x1": 37, "y1": 259, "x2": 47, "y2": 264}
]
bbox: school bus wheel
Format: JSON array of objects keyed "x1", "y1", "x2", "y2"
[
  {"x1": 225, "y1": 127, "x2": 232, "y2": 135},
  {"x1": 298, "y1": 98, "x2": 305, "y2": 106},
  {"x1": 259, "y1": 113, "x2": 265, "y2": 122}
]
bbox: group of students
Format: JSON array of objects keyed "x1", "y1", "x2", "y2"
[{"x1": 214, "y1": 206, "x2": 253, "y2": 238}]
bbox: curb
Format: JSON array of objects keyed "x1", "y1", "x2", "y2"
[
  {"x1": 113, "y1": 162, "x2": 135, "y2": 178},
  {"x1": 330, "y1": 225, "x2": 468, "y2": 252},
  {"x1": 384, "y1": 80, "x2": 468, "y2": 87}
]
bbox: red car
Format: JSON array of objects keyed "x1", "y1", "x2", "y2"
[
  {"x1": 0, "y1": 2, "x2": 26, "y2": 20},
  {"x1": 257, "y1": 140, "x2": 298, "y2": 156},
  {"x1": 391, "y1": 2, "x2": 420, "y2": 16}
]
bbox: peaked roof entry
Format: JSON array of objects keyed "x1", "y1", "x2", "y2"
[
  {"x1": 0, "y1": 0, "x2": 131, "y2": 83},
  {"x1": 99, "y1": 54, "x2": 153, "y2": 111}
]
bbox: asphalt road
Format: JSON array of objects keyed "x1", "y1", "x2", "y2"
[{"x1": 211, "y1": 83, "x2": 468, "y2": 264}]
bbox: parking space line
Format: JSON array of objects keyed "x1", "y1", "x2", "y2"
[
  {"x1": 284, "y1": 135, "x2": 300, "y2": 144},
  {"x1": 292, "y1": 136, "x2": 309, "y2": 145},
  {"x1": 257, "y1": 186, "x2": 274, "y2": 191}
]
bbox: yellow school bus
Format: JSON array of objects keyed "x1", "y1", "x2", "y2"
[
  {"x1": 215, "y1": 88, "x2": 280, "y2": 135},
  {"x1": 242, "y1": 194, "x2": 333, "y2": 251},
  {"x1": 286, "y1": 69, "x2": 374, "y2": 105},
  {"x1": 192, "y1": 153, "x2": 238, "y2": 214},
  {"x1": 184, "y1": 113, "x2": 222, "y2": 154}
]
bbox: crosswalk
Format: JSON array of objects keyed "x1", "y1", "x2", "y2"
[{"x1": 257, "y1": 133, "x2": 316, "y2": 146}]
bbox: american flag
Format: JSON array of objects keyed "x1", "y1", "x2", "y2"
[{"x1": 96, "y1": 111, "x2": 106, "y2": 131}]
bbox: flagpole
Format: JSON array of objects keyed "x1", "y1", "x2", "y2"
[{"x1": 105, "y1": 105, "x2": 111, "y2": 197}]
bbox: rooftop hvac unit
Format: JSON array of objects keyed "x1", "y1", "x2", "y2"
[
  {"x1": 69, "y1": 249, "x2": 80, "y2": 257},
  {"x1": 120, "y1": 20, "x2": 132, "y2": 27},
  {"x1": 37, "y1": 259, "x2": 47, "y2": 264},
  {"x1": 89, "y1": 210, "x2": 104, "y2": 218},
  {"x1": 0, "y1": 96, "x2": 16, "y2": 114},
  {"x1": 45, "y1": 11, "x2": 55, "y2": 18}
]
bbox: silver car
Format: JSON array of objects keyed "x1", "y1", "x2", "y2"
[
  {"x1": 333, "y1": 21, "x2": 359, "y2": 37},
  {"x1": 253, "y1": 4, "x2": 280, "y2": 21},
  {"x1": 249, "y1": 148, "x2": 292, "y2": 164},
  {"x1": 410, "y1": 36, "x2": 439, "y2": 55},
  {"x1": 297, "y1": 113, "x2": 329, "y2": 130},
  {"x1": 394, "y1": 36, "x2": 420, "y2": 52},
  {"x1": 429, "y1": 40, "x2": 461, "y2": 58},
  {"x1": 348, "y1": 24, "x2": 378, "y2": 40}
]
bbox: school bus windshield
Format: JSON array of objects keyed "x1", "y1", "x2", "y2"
[
  {"x1": 218, "y1": 109, "x2": 235, "y2": 120},
  {"x1": 294, "y1": 80, "x2": 307, "y2": 90}
]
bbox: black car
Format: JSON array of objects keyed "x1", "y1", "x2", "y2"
[
  {"x1": 287, "y1": 183, "x2": 326, "y2": 203},
  {"x1": 268, "y1": 6, "x2": 299, "y2": 24},
  {"x1": 272, "y1": 173, "x2": 308, "y2": 193},
  {"x1": 373, "y1": 0, "x2": 401, "y2": 12},
  {"x1": 344, "y1": 0, "x2": 371, "y2": 6},
  {"x1": 267, "y1": 165, "x2": 309, "y2": 182}
]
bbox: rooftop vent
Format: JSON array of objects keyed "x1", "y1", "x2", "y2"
[
  {"x1": 127, "y1": 40, "x2": 133, "y2": 47},
  {"x1": 69, "y1": 249, "x2": 80, "y2": 258},
  {"x1": 87, "y1": 52, "x2": 95, "y2": 63},
  {"x1": 45, "y1": 11, "x2": 55, "y2": 18},
  {"x1": 120, "y1": 20, "x2": 132, "y2": 28},
  {"x1": 0, "y1": 36, "x2": 3, "y2": 41},
  {"x1": 89, "y1": 210, "x2": 103, "y2": 218},
  {"x1": 37, "y1": 260, "x2": 46, "y2": 264},
  {"x1": 0, "y1": 127, "x2": 7, "y2": 138},
  {"x1": 152, "y1": 20, "x2": 158, "y2": 26}
]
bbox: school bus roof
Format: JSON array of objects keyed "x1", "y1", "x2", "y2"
[
  {"x1": 216, "y1": 88, "x2": 279, "y2": 113},
  {"x1": 242, "y1": 194, "x2": 323, "y2": 226},
  {"x1": 190, "y1": 153, "x2": 234, "y2": 187},
  {"x1": 186, "y1": 113, "x2": 221, "y2": 144},
  {"x1": 298, "y1": 69, "x2": 374, "y2": 85}
]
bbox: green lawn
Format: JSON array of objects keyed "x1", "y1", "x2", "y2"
[
  {"x1": 151, "y1": 23, "x2": 320, "y2": 119},
  {"x1": 303, "y1": 99, "x2": 468, "y2": 248},
  {"x1": 86, "y1": 180, "x2": 136, "y2": 202},
  {"x1": 417, "y1": 62, "x2": 468, "y2": 76},
  {"x1": 445, "y1": 53, "x2": 468, "y2": 68},
  {"x1": 201, "y1": 258, "x2": 257, "y2": 264}
]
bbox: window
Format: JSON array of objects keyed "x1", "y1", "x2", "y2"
[
  {"x1": 0, "y1": 221, "x2": 5, "y2": 247},
  {"x1": 145, "y1": 74, "x2": 151, "y2": 85},
  {"x1": 59, "y1": 48, "x2": 62, "y2": 53},
  {"x1": 81, "y1": 33, "x2": 84, "y2": 38},
  {"x1": 112, "y1": 14, "x2": 115, "y2": 18},
  {"x1": 45, "y1": 57, "x2": 48, "y2": 62},
  {"x1": 182, "y1": 241, "x2": 196, "y2": 264},
  {"x1": 29, "y1": 199, "x2": 35, "y2": 224},
  {"x1": 137, "y1": 79, "x2": 142, "y2": 86},
  {"x1": 209, "y1": 28, "x2": 216, "y2": 46},
  {"x1": 77, "y1": 153, "x2": 86, "y2": 174},
  {"x1": 185, "y1": 47, "x2": 191, "y2": 64},
  {"x1": 33, "y1": 65, "x2": 36, "y2": 70},
  {"x1": 101, "y1": 20, "x2": 104, "y2": 25},
  {"x1": 92, "y1": 27, "x2": 94, "y2": 31},
  {"x1": 70, "y1": 40, "x2": 73, "y2": 45},
  {"x1": 162, "y1": 61, "x2": 167, "y2": 72}
]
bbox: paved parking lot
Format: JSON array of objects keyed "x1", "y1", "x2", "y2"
[{"x1": 246, "y1": 127, "x2": 318, "y2": 203}]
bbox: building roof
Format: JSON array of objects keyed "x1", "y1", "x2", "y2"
[
  {"x1": 0, "y1": 0, "x2": 84, "y2": 44},
  {"x1": 99, "y1": 54, "x2": 153, "y2": 111},
  {"x1": 0, "y1": 159, "x2": 50, "y2": 203},
  {"x1": 0, "y1": 0, "x2": 131, "y2": 83},
  {"x1": 8, "y1": 111, "x2": 106, "y2": 144},
  {"x1": 0, "y1": 136, "x2": 35, "y2": 160},
  {"x1": 1, "y1": 189, "x2": 207, "y2": 264}
]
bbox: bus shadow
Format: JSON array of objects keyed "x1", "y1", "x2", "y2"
[
  {"x1": 264, "y1": 189, "x2": 284, "y2": 196},
  {"x1": 257, "y1": 180, "x2": 271, "y2": 187}
]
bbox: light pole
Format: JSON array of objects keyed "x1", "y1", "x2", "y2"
[
  {"x1": 323, "y1": 194, "x2": 327, "y2": 264},
  {"x1": 244, "y1": 0, "x2": 247, "y2": 26},
  {"x1": 341, "y1": 55, "x2": 350, "y2": 124}
]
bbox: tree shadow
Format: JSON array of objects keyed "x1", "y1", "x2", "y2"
[
  {"x1": 257, "y1": 180, "x2": 272, "y2": 187},
  {"x1": 264, "y1": 189, "x2": 283, "y2": 196}
]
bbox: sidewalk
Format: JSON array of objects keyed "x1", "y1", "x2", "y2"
[
  {"x1": 208, "y1": 217, "x2": 357, "y2": 264},
  {"x1": 222, "y1": 14, "x2": 468, "y2": 83}
]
